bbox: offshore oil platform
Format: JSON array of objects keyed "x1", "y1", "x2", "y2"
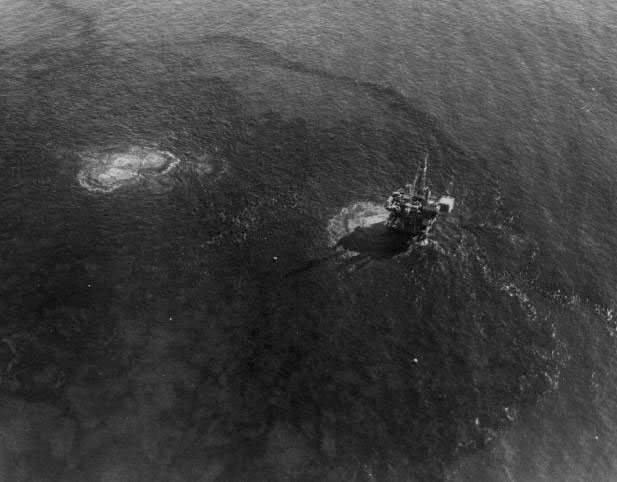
[{"x1": 385, "y1": 155, "x2": 455, "y2": 240}]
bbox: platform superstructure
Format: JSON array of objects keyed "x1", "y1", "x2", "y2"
[{"x1": 385, "y1": 155, "x2": 454, "y2": 240}]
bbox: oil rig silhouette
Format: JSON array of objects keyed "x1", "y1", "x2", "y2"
[{"x1": 385, "y1": 154, "x2": 454, "y2": 240}]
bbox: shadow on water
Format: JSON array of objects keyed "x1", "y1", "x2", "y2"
[
  {"x1": 335, "y1": 222, "x2": 410, "y2": 259},
  {"x1": 282, "y1": 224, "x2": 409, "y2": 279}
]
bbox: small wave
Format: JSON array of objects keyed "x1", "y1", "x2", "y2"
[{"x1": 77, "y1": 146, "x2": 180, "y2": 193}]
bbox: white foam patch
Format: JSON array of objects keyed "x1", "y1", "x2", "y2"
[
  {"x1": 77, "y1": 146, "x2": 180, "y2": 193},
  {"x1": 326, "y1": 202, "x2": 388, "y2": 247},
  {"x1": 500, "y1": 281, "x2": 538, "y2": 321}
]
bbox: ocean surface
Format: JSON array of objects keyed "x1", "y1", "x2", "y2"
[{"x1": 1, "y1": 0, "x2": 616, "y2": 480}]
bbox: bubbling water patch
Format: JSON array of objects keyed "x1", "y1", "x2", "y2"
[
  {"x1": 326, "y1": 202, "x2": 389, "y2": 247},
  {"x1": 77, "y1": 146, "x2": 180, "y2": 193}
]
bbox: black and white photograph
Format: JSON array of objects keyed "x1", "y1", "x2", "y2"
[{"x1": 1, "y1": 0, "x2": 616, "y2": 480}]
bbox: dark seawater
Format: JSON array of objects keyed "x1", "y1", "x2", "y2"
[{"x1": 1, "y1": 1, "x2": 616, "y2": 480}]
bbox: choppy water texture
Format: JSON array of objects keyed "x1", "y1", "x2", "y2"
[{"x1": 1, "y1": 0, "x2": 617, "y2": 481}]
